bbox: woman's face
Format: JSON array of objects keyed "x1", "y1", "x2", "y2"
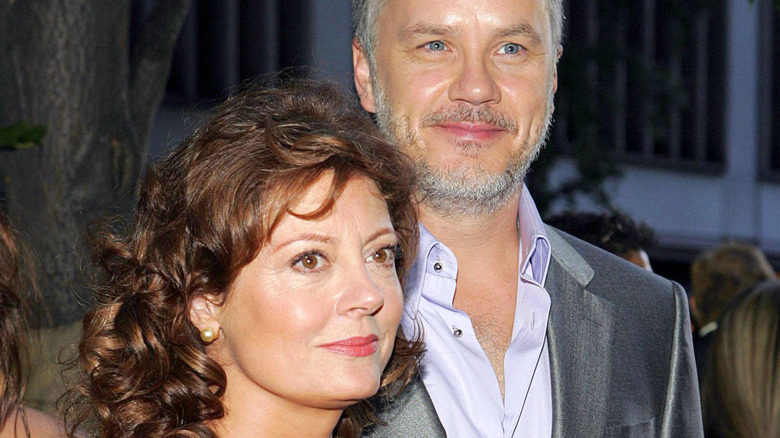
[{"x1": 198, "y1": 174, "x2": 404, "y2": 413}]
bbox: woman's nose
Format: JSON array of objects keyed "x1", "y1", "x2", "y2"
[{"x1": 336, "y1": 267, "x2": 385, "y2": 317}]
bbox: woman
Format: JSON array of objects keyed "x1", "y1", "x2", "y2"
[
  {"x1": 0, "y1": 213, "x2": 62, "y2": 438},
  {"x1": 702, "y1": 279, "x2": 780, "y2": 438},
  {"x1": 66, "y1": 80, "x2": 422, "y2": 437}
]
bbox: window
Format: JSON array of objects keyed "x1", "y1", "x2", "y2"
[
  {"x1": 759, "y1": 0, "x2": 780, "y2": 181},
  {"x1": 132, "y1": 0, "x2": 312, "y2": 105},
  {"x1": 553, "y1": 0, "x2": 727, "y2": 172}
]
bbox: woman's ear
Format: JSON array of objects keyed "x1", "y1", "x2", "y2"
[{"x1": 189, "y1": 293, "x2": 221, "y2": 333}]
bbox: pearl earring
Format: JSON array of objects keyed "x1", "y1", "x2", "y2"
[{"x1": 200, "y1": 327, "x2": 219, "y2": 343}]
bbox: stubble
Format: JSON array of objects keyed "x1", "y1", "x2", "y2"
[{"x1": 372, "y1": 74, "x2": 554, "y2": 217}]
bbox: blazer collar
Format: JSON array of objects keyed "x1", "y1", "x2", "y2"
[
  {"x1": 368, "y1": 376, "x2": 446, "y2": 437},
  {"x1": 544, "y1": 226, "x2": 616, "y2": 438}
]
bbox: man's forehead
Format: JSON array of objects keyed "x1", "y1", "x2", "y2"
[{"x1": 376, "y1": 0, "x2": 551, "y2": 43}]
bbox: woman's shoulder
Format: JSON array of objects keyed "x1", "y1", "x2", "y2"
[{"x1": 0, "y1": 407, "x2": 66, "y2": 438}]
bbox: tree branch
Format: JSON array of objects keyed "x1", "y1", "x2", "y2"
[{"x1": 128, "y1": 0, "x2": 193, "y2": 155}]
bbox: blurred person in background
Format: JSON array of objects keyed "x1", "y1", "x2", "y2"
[
  {"x1": 545, "y1": 210, "x2": 656, "y2": 271},
  {"x1": 0, "y1": 212, "x2": 62, "y2": 437},
  {"x1": 690, "y1": 242, "x2": 777, "y2": 388},
  {"x1": 702, "y1": 279, "x2": 780, "y2": 438}
]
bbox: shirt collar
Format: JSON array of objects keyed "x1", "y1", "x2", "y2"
[
  {"x1": 404, "y1": 185, "x2": 552, "y2": 313},
  {"x1": 517, "y1": 185, "x2": 551, "y2": 286},
  {"x1": 698, "y1": 321, "x2": 718, "y2": 337}
]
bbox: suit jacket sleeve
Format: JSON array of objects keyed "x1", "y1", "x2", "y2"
[{"x1": 659, "y1": 282, "x2": 703, "y2": 437}]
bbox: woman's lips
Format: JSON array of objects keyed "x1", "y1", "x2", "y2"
[{"x1": 319, "y1": 334, "x2": 379, "y2": 357}]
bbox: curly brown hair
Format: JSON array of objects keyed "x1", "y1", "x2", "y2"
[
  {"x1": 65, "y1": 79, "x2": 422, "y2": 438},
  {"x1": 0, "y1": 212, "x2": 36, "y2": 433}
]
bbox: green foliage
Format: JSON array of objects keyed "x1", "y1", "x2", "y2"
[{"x1": 0, "y1": 122, "x2": 47, "y2": 150}]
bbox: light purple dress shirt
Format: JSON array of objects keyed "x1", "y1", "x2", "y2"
[{"x1": 401, "y1": 186, "x2": 552, "y2": 438}]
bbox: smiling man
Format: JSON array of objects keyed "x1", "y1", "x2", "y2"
[{"x1": 351, "y1": 0, "x2": 703, "y2": 437}]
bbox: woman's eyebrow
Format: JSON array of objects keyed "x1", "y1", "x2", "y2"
[
  {"x1": 271, "y1": 233, "x2": 336, "y2": 251},
  {"x1": 364, "y1": 227, "x2": 397, "y2": 245}
]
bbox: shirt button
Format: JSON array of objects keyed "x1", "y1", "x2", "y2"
[
  {"x1": 452, "y1": 327, "x2": 463, "y2": 338},
  {"x1": 433, "y1": 262, "x2": 443, "y2": 272}
]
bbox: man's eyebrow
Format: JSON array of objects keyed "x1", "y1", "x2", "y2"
[
  {"x1": 493, "y1": 23, "x2": 543, "y2": 46},
  {"x1": 399, "y1": 23, "x2": 458, "y2": 41}
]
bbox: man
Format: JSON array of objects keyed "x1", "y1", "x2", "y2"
[
  {"x1": 351, "y1": 0, "x2": 703, "y2": 436},
  {"x1": 546, "y1": 210, "x2": 656, "y2": 272}
]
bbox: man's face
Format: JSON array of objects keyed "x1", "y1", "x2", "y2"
[
  {"x1": 353, "y1": 0, "x2": 558, "y2": 215},
  {"x1": 623, "y1": 249, "x2": 653, "y2": 272}
]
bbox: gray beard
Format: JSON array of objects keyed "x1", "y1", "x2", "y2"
[
  {"x1": 372, "y1": 74, "x2": 552, "y2": 217},
  {"x1": 413, "y1": 152, "x2": 530, "y2": 217}
]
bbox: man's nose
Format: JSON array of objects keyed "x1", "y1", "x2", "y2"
[{"x1": 448, "y1": 53, "x2": 501, "y2": 106}]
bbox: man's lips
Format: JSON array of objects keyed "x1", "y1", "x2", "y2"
[
  {"x1": 434, "y1": 121, "x2": 506, "y2": 142},
  {"x1": 319, "y1": 335, "x2": 379, "y2": 357}
]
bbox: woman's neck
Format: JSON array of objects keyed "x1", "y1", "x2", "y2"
[{"x1": 211, "y1": 385, "x2": 342, "y2": 438}]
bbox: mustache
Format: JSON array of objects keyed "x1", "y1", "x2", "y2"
[{"x1": 421, "y1": 104, "x2": 518, "y2": 135}]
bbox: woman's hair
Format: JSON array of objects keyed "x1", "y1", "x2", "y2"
[
  {"x1": 0, "y1": 212, "x2": 36, "y2": 431},
  {"x1": 703, "y1": 279, "x2": 780, "y2": 438},
  {"x1": 66, "y1": 79, "x2": 422, "y2": 438}
]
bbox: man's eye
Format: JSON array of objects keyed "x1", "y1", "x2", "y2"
[
  {"x1": 497, "y1": 43, "x2": 523, "y2": 55},
  {"x1": 425, "y1": 41, "x2": 447, "y2": 51}
]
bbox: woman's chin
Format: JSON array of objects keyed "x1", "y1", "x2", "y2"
[{"x1": 319, "y1": 374, "x2": 383, "y2": 407}]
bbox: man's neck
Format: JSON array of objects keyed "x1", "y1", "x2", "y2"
[{"x1": 418, "y1": 194, "x2": 521, "y2": 265}]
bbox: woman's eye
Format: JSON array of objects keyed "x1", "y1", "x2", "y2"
[
  {"x1": 498, "y1": 43, "x2": 523, "y2": 55},
  {"x1": 367, "y1": 247, "x2": 396, "y2": 265},
  {"x1": 301, "y1": 254, "x2": 318, "y2": 269},
  {"x1": 425, "y1": 41, "x2": 447, "y2": 51},
  {"x1": 294, "y1": 252, "x2": 325, "y2": 270}
]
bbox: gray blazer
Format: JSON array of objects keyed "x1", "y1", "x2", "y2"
[{"x1": 364, "y1": 227, "x2": 703, "y2": 438}]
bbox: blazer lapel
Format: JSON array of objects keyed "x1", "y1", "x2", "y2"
[
  {"x1": 365, "y1": 375, "x2": 446, "y2": 437},
  {"x1": 545, "y1": 227, "x2": 616, "y2": 438}
]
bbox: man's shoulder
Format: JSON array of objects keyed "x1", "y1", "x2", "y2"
[
  {"x1": 363, "y1": 376, "x2": 446, "y2": 438},
  {"x1": 545, "y1": 226, "x2": 702, "y2": 438},
  {"x1": 546, "y1": 225, "x2": 682, "y2": 307}
]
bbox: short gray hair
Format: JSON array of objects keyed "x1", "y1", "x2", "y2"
[{"x1": 352, "y1": 0, "x2": 564, "y2": 66}]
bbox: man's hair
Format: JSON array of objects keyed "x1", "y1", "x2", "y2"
[
  {"x1": 691, "y1": 242, "x2": 777, "y2": 326},
  {"x1": 65, "y1": 79, "x2": 422, "y2": 438},
  {"x1": 702, "y1": 279, "x2": 780, "y2": 438},
  {"x1": 545, "y1": 210, "x2": 655, "y2": 258},
  {"x1": 351, "y1": 0, "x2": 564, "y2": 68}
]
